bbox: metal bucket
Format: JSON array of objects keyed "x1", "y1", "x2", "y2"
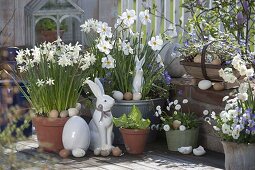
[{"x1": 112, "y1": 98, "x2": 165, "y2": 144}]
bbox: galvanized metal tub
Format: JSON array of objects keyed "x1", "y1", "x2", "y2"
[{"x1": 112, "y1": 98, "x2": 165, "y2": 144}]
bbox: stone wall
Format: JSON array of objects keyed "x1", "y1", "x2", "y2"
[{"x1": 171, "y1": 76, "x2": 233, "y2": 153}]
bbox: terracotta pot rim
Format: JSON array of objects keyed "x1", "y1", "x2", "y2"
[
  {"x1": 120, "y1": 127, "x2": 150, "y2": 134},
  {"x1": 32, "y1": 116, "x2": 69, "y2": 127}
]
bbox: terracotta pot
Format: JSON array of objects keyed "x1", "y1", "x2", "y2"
[
  {"x1": 222, "y1": 141, "x2": 255, "y2": 170},
  {"x1": 32, "y1": 116, "x2": 68, "y2": 153},
  {"x1": 120, "y1": 128, "x2": 149, "y2": 154}
]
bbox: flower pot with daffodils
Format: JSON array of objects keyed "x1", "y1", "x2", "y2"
[
  {"x1": 8, "y1": 38, "x2": 95, "y2": 153},
  {"x1": 155, "y1": 99, "x2": 200, "y2": 151},
  {"x1": 204, "y1": 54, "x2": 255, "y2": 170},
  {"x1": 81, "y1": 9, "x2": 171, "y2": 144}
]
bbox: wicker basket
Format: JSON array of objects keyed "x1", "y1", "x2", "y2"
[{"x1": 180, "y1": 41, "x2": 224, "y2": 82}]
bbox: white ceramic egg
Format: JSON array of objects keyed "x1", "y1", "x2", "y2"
[
  {"x1": 198, "y1": 80, "x2": 212, "y2": 90},
  {"x1": 112, "y1": 91, "x2": 124, "y2": 100},
  {"x1": 133, "y1": 92, "x2": 142, "y2": 100},
  {"x1": 68, "y1": 108, "x2": 79, "y2": 117},
  {"x1": 72, "y1": 148, "x2": 86, "y2": 157},
  {"x1": 178, "y1": 146, "x2": 192, "y2": 154},
  {"x1": 62, "y1": 116, "x2": 90, "y2": 153}
]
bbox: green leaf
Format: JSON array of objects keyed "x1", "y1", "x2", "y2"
[
  {"x1": 113, "y1": 114, "x2": 128, "y2": 128},
  {"x1": 129, "y1": 105, "x2": 142, "y2": 122}
]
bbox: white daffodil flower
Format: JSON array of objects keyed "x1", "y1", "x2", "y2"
[
  {"x1": 36, "y1": 79, "x2": 45, "y2": 87},
  {"x1": 139, "y1": 10, "x2": 151, "y2": 25},
  {"x1": 120, "y1": 9, "x2": 136, "y2": 27},
  {"x1": 101, "y1": 55, "x2": 115, "y2": 69},
  {"x1": 96, "y1": 40, "x2": 113, "y2": 55},
  {"x1": 148, "y1": 35, "x2": 163, "y2": 51}
]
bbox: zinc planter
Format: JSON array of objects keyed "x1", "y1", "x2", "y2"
[
  {"x1": 222, "y1": 141, "x2": 255, "y2": 170},
  {"x1": 120, "y1": 128, "x2": 149, "y2": 154},
  {"x1": 32, "y1": 116, "x2": 68, "y2": 153},
  {"x1": 165, "y1": 128, "x2": 199, "y2": 151},
  {"x1": 111, "y1": 98, "x2": 165, "y2": 144}
]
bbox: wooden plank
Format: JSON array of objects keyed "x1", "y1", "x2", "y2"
[
  {"x1": 136, "y1": 0, "x2": 143, "y2": 32},
  {"x1": 146, "y1": 0, "x2": 152, "y2": 35},
  {"x1": 127, "y1": 0, "x2": 134, "y2": 10},
  {"x1": 164, "y1": 0, "x2": 171, "y2": 32},
  {"x1": 154, "y1": 0, "x2": 162, "y2": 35},
  {"x1": 121, "y1": 0, "x2": 127, "y2": 13},
  {"x1": 99, "y1": 0, "x2": 118, "y2": 27}
]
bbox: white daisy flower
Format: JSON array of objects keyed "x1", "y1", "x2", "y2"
[
  {"x1": 173, "y1": 100, "x2": 178, "y2": 105},
  {"x1": 156, "y1": 105, "x2": 161, "y2": 111},
  {"x1": 182, "y1": 99, "x2": 188, "y2": 104},
  {"x1": 203, "y1": 110, "x2": 209, "y2": 116},
  {"x1": 163, "y1": 124, "x2": 170, "y2": 131},
  {"x1": 179, "y1": 125, "x2": 186, "y2": 131},
  {"x1": 175, "y1": 104, "x2": 181, "y2": 111}
]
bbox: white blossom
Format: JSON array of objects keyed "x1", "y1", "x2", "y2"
[
  {"x1": 36, "y1": 79, "x2": 45, "y2": 87},
  {"x1": 203, "y1": 110, "x2": 209, "y2": 116},
  {"x1": 97, "y1": 39, "x2": 113, "y2": 55},
  {"x1": 120, "y1": 9, "x2": 136, "y2": 27},
  {"x1": 101, "y1": 55, "x2": 115, "y2": 69},
  {"x1": 213, "y1": 126, "x2": 220, "y2": 131},
  {"x1": 122, "y1": 41, "x2": 133, "y2": 55},
  {"x1": 175, "y1": 104, "x2": 181, "y2": 111},
  {"x1": 182, "y1": 99, "x2": 188, "y2": 104},
  {"x1": 139, "y1": 10, "x2": 151, "y2": 25},
  {"x1": 97, "y1": 22, "x2": 112, "y2": 38},
  {"x1": 46, "y1": 78, "x2": 54, "y2": 86},
  {"x1": 179, "y1": 125, "x2": 186, "y2": 131},
  {"x1": 163, "y1": 124, "x2": 170, "y2": 131},
  {"x1": 173, "y1": 100, "x2": 178, "y2": 105},
  {"x1": 148, "y1": 35, "x2": 163, "y2": 51}
]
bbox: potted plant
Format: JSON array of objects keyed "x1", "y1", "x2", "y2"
[
  {"x1": 155, "y1": 98, "x2": 201, "y2": 151},
  {"x1": 81, "y1": 9, "x2": 171, "y2": 143},
  {"x1": 113, "y1": 105, "x2": 150, "y2": 154},
  {"x1": 6, "y1": 38, "x2": 95, "y2": 153},
  {"x1": 36, "y1": 18, "x2": 67, "y2": 43},
  {"x1": 205, "y1": 53, "x2": 255, "y2": 170}
]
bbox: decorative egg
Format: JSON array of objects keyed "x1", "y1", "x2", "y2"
[
  {"x1": 112, "y1": 147, "x2": 122, "y2": 156},
  {"x1": 68, "y1": 108, "x2": 79, "y2": 117},
  {"x1": 75, "y1": 103, "x2": 82, "y2": 111},
  {"x1": 211, "y1": 59, "x2": 221, "y2": 65},
  {"x1": 100, "y1": 150, "x2": 110, "y2": 157},
  {"x1": 172, "y1": 120, "x2": 181, "y2": 129},
  {"x1": 193, "y1": 54, "x2": 201, "y2": 63},
  {"x1": 59, "y1": 149, "x2": 71, "y2": 158},
  {"x1": 133, "y1": 93, "x2": 142, "y2": 100},
  {"x1": 60, "y1": 110, "x2": 68, "y2": 118},
  {"x1": 94, "y1": 148, "x2": 101, "y2": 156},
  {"x1": 198, "y1": 80, "x2": 212, "y2": 90},
  {"x1": 72, "y1": 148, "x2": 86, "y2": 157},
  {"x1": 112, "y1": 91, "x2": 124, "y2": 100},
  {"x1": 62, "y1": 116, "x2": 90, "y2": 152},
  {"x1": 213, "y1": 82, "x2": 225, "y2": 91},
  {"x1": 49, "y1": 110, "x2": 59, "y2": 118},
  {"x1": 123, "y1": 92, "x2": 133, "y2": 100}
]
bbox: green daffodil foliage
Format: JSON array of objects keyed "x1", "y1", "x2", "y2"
[{"x1": 113, "y1": 105, "x2": 150, "y2": 129}]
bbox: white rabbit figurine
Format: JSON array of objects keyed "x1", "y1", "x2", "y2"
[
  {"x1": 132, "y1": 56, "x2": 145, "y2": 94},
  {"x1": 86, "y1": 78, "x2": 115, "y2": 156}
]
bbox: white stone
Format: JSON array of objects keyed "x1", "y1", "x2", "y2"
[
  {"x1": 68, "y1": 108, "x2": 79, "y2": 117},
  {"x1": 178, "y1": 146, "x2": 192, "y2": 154},
  {"x1": 198, "y1": 80, "x2": 212, "y2": 90},
  {"x1": 133, "y1": 92, "x2": 142, "y2": 100},
  {"x1": 112, "y1": 91, "x2": 124, "y2": 100},
  {"x1": 62, "y1": 116, "x2": 90, "y2": 154},
  {"x1": 72, "y1": 148, "x2": 86, "y2": 157},
  {"x1": 60, "y1": 110, "x2": 68, "y2": 118},
  {"x1": 193, "y1": 146, "x2": 206, "y2": 156}
]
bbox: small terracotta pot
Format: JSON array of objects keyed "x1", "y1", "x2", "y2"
[
  {"x1": 32, "y1": 116, "x2": 68, "y2": 153},
  {"x1": 120, "y1": 128, "x2": 149, "y2": 154},
  {"x1": 39, "y1": 30, "x2": 64, "y2": 43}
]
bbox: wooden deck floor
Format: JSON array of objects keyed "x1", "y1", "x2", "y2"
[{"x1": 1, "y1": 136, "x2": 224, "y2": 170}]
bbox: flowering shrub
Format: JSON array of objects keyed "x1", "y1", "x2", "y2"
[
  {"x1": 80, "y1": 9, "x2": 170, "y2": 99},
  {"x1": 205, "y1": 53, "x2": 255, "y2": 143},
  {"x1": 154, "y1": 99, "x2": 200, "y2": 132},
  {"x1": 8, "y1": 38, "x2": 95, "y2": 116}
]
